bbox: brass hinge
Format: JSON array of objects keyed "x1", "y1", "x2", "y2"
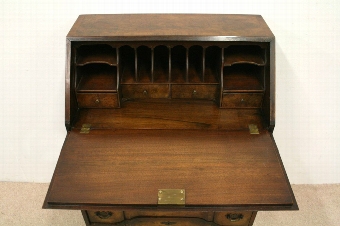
[
  {"x1": 80, "y1": 124, "x2": 91, "y2": 134},
  {"x1": 249, "y1": 124, "x2": 259, "y2": 134},
  {"x1": 158, "y1": 189, "x2": 185, "y2": 205}
]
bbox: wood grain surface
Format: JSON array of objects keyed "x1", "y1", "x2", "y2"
[
  {"x1": 67, "y1": 14, "x2": 274, "y2": 41},
  {"x1": 46, "y1": 129, "x2": 292, "y2": 209}
]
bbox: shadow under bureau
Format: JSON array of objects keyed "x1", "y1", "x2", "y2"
[{"x1": 43, "y1": 14, "x2": 298, "y2": 226}]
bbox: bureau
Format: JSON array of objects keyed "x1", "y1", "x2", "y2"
[{"x1": 43, "y1": 14, "x2": 298, "y2": 226}]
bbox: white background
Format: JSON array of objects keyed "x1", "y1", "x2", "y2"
[{"x1": 0, "y1": 0, "x2": 339, "y2": 184}]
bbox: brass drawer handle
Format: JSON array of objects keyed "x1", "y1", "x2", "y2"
[
  {"x1": 95, "y1": 211, "x2": 113, "y2": 219},
  {"x1": 226, "y1": 213, "x2": 243, "y2": 222},
  {"x1": 95, "y1": 98, "x2": 100, "y2": 104}
]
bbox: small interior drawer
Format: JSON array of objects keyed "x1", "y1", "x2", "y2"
[
  {"x1": 77, "y1": 93, "x2": 119, "y2": 108},
  {"x1": 214, "y1": 212, "x2": 253, "y2": 226},
  {"x1": 121, "y1": 84, "x2": 170, "y2": 99},
  {"x1": 221, "y1": 93, "x2": 263, "y2": 108},
  {"x1": 171, "y1": 85, "x2": 219, "y2": 100},
  {"x1": 86, "y1": 210, "x2": 124, "y2": 224}
]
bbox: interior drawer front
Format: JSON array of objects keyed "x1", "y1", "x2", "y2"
[
  {"x1": 172, "y1": 85, "x2": 219, "y2": 99},
  {"x1": 221, "y1": 93, "x2": 263, "y2": 108},
  {"x1": 121, "y1": 85, "x2": 169, "y2": 99},
  {"x1": 124, "y1": 210, "x2": 213, "y2": 221},
  {"x1": 214, "y1": 212, "x2": 252, "y2": 226},
  {"x1": 77, "y1": 93, "x2": 119, "y2": 108},
  {"x1": 86, "y1": 210, "x2": 124, "y2": 224}
]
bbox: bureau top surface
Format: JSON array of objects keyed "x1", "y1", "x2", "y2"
[{"x1": 67, "y1": 14, "x2": 274, "y2": 41}]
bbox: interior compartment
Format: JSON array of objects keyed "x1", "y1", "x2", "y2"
[
  {"x1": 188, "y1": 45, "x2": 203, "y2": 83},
  {"x1": 153, "y1": 45, "x2": 169, "y2": 83},
  {"x1": 76, "y1": 64, "x2": 117, "y2": 92},
  {"x1": 137, "y1": 46, "x2": 152, "y2": 83},
  {"x1": 171, "y1": 45, "x2": 187, "y2": 83},
  {"x1": 204, "y1": 46, "x2": 221, "y2": 83},
  {"x1": 76, "y1": 44, "x2": 117, "y2": 66},
  {"x1": 120, "y1": 45, "x2": 135, "y2": 83},
  {"x1": 223, "y1": 64, "x2": 264, "y2": 92},
  {"x1": 224, "y1": 45, "x2": 265, "y2": 66}
]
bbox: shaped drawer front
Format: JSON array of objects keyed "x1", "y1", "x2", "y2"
[
  {"x1": 221, "y1": 93, "x2": 263, "y2": 108},
  {"x1": 172, "y1": 85, "x2": 219, "y2": 100},
  {"x1": 214, "y1": 212, "x2": 253, "y2": 226},
  {"x1": 85, "y1": 210, "x2": 253, "y2": 225},
  {"x1": 121, "y1": 85, "x2": 170, "y2": 99},
  {"x1": 87, "y1": 210, "x2": 124, "y2": 224},
  {"x1": 77, "y1": 93, "x2": 119, "y2": 108}
]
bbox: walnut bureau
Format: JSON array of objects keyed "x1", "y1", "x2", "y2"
[{"x1": 43, "y1": 14, "x2": 298, "y2": 226}]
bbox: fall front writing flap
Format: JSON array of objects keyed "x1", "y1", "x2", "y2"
[{"x1": 44, "y1": 129, "x2": 296, "y2": 210}]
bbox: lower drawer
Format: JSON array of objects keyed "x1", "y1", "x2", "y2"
[
  {"x1": 221, "y1": 93, "x2": 263, "y2": 108},
  {"x1": 214, "y1": 212, "x2": 253, "y2": 226},
  {"x1": 86, "y1": 210, "x2": 124, "y2": 224},
  {"x1": 77, "y1": 93, "x2": 119, "y2": 108},
  {"x1": 84, "y1": 210, "x2": 254, "y2": 226}
]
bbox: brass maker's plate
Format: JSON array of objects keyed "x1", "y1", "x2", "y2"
[{"x1": 158, "y1": 189, "x2": 185, "y2": 205}]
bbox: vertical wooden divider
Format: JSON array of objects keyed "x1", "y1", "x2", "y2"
[
  {"x1": 186, "y1": 47, "x2": 189, "y2": 83},
  {"x1": 168, "y1": 46, "x2": 172, "y2": 98},
  {"x1": 220, "y1": 47, "x2": 225, "y2": 107},
  {"x1": 116, "y1": 47, "x2": 120, "y2": 107},
  {"x1": 134, "y1": 48, "x2": 138, "y2": 82},
  {"x1": 151, "y1": 47, "x2": 154, "y2": 83},
  {"x1": 202, "y1": 47, "x2": 206, "y2": 83}
]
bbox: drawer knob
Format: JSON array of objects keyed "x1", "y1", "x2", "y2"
[
  {"x1": 143, "y1": 90, "x2": 148, "y2": 96},
  {"x1": 95, "y1": 98, "x2": 100, "y2": 104},
  {"x1": 226, "y1": 213, "x2": 243, "y2": 222},
  {"x1": 95, "y1": 211, "x2": 113, "y2": 219},
  {"x1": 192, "y1": 90, "x2": 197, "y2": 96}
]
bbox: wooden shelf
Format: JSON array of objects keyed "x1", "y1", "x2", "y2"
[
  {"x1": 224, "y1": 45, "x2": 265, "y2": 66},
  {"x1": 76, "y1": 64, "x2": 117, "y2": 92},
  {"x1": 76, "y1": 44, "x2": 117, "y2": 66}
]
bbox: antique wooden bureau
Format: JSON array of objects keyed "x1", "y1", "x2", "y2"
[{"x1": 43, "y1": 14, "x2": 298, "y2": 226}]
